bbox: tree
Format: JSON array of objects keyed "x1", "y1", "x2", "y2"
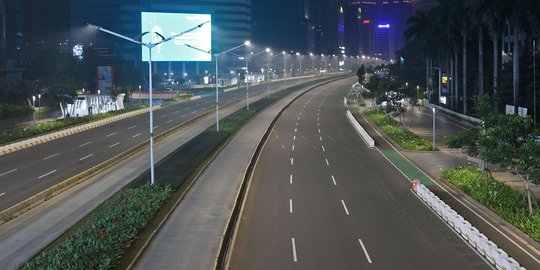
[{"x1": 356, "y1": 65, "x2": 366, "y2": 84}]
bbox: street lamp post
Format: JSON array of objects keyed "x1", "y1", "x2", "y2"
[
  {"x1": 534, "y1": 39, "x2": 536, "y2": 124},
  {"x1": 32, "y1": 95, "x2": 36, "y2": 124},
  {"x1": 38, "y1": 94, "x2": 41, "y2": 120},
  {"x1": 432, "y1": 107, "x2": 436, "y2": 150},
  {"x1": 296, "y1": 52, "x2": 302, "y2": 76},
  {"x1": 309, "y1": 53, "x2": 315, "y2": 74},
  {"x1": 186, "y1": 41, "x2": 251, "y2": 131},
  {"x1": 282, "y1": 51, "x2": 287, "y2": 79},
  {"x1": 244, "y1": 48, "x2": 271, "y2": 110},
  {"x1": 88, "y1": 21, "x2": 209, "y2": 185}
]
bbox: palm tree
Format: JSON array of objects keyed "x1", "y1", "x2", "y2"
[
  {"x1": 405, "y1": 9, "x2": 434, "y2": 97},
  {"x1": 482, "y1": 0, "x2": 507, "y2": 112}
]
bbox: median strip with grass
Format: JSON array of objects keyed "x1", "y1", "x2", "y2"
[
  {"x1": 21, "y1": 78, "x2": 331, "y2": 269},
  {"x1": 442, "y1": 166, "x2": 540, "y2": 243},
  {"x1": 363, "y1": 108, "x2": 434, "y2": 151},
  {"x1": 0, "y1": 105, "x2": 148, "y2": 145}
]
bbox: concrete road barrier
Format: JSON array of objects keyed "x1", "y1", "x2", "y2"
[
  {"x1": 414, "y1": 183, "x2": 525, "y2": 269},
  {"x1": 346, "y1": 110, "x2": 375, "y2": 148}
]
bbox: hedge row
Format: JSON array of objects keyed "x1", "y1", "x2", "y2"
[
  {"x1": 442, "y1": 166, "x2": 540, "y2": 242},
  {"x1": 363, "y1": 108, "x2": 434, "y2": 151},
  {"x1": 0, "y1": 105, "x2": 147, "y2": 145},
  {"x1": 0, "y1": 103, "x2": 34, "y2": 120},
  {"x1": 24, "y1": 184, "x2": 172, "y2": 269}
]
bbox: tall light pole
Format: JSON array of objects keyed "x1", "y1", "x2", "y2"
[
  {"x1": 309, "y1": 53, "x2": 315, "y2": 74},
  {"x1": 185, "y1": 40, "x2": 251, "y2": 131},
  {"x1": 296, "y1": 52, "x2": 302, "y2": 76},
  {"x1": 432, "y1": 107, "x2": 436, "y2": 150},
  {"x1": 282, "y1": 51, "x2": 287, "y2": 79},
  {"x1": 534, "y1": 39, "x2": 537, "y2": 124},
  {"x1": 32, "y1": 95, "x2": 36, "y2": 124},
  {"x1": 88, "y1": 21, "x2": 209, "y2": 185},
  {"x1": 242, "y1": 48, "x2": 271, "y2": 110},
  {"x1": 38, "y1": 94, "x2": 41, "y2": 120}
]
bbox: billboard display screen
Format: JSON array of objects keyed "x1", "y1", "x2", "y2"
[{"x1": 141, "y1": 12, "x2": 211, "y2": 62}]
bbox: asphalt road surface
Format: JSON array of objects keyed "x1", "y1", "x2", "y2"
[
  {"x1": 227, "y1": 78, "x2": 491, "y2": 269},
  {"x1": 0, "y1": 79, "x2": 302, "y2": 212}
]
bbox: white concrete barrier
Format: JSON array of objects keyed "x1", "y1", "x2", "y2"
[
  {"x1": 412, "y1": 183, "x2": 524, "y2": 269},
  {"x1": 346, "y1": 110, "x2": 375, "y2": 148}
]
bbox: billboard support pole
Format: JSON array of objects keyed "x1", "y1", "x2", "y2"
[
  {"x1": 215, "y1": 54, "x2": 220, "y2": 131},
  {"x1": 148, "y1": 48, "x2": 155, "y2": 185}
]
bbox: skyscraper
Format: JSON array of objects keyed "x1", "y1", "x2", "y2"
[{"x1": 374, "y1": 23, "x2": 394, "y2": 61}]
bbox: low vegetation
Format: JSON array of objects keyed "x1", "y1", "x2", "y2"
[
  {"x1": 363, "y1": 108, "x2": 434, "y2": 151},
  {"x1": 0, "y1": 105, "x2": 147, "y2": 145},
  {"x1": 443, "y1": 166, "x2": 540, "y2": 243}
]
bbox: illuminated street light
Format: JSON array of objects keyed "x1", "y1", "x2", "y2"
[{"x1": 88, "y1": 21, "x2": 209, "y2": 185}]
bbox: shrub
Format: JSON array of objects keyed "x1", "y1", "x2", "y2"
[
  {"x1": 442, "y1": 166, "x2": 540, "y2": 242},
  {"x1": 363, "y1": 108, "x2": 433, "y2": 151},
  {"x1": 24, "y1": 184, "x2": 172, "y2": 269}
]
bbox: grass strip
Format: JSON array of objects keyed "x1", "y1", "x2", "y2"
[
  {"x1": 443, "y1": 166, "x2": 540, "y2": 242},
  {"x1": 0, "y1": 105, "x2": 148, "y2": 145},
  {"x1": 363, "y1": 108, "x2": 434, "y2": 151}
]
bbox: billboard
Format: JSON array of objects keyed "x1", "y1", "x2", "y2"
[
  {"x1": 141, "y1": 12, "x2": 211, "y2": 62},
  {"x1": 96, "y1": 65, "x2": 114, "y2": 92}
]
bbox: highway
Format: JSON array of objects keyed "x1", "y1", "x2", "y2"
[
  {"x1": 227, "y1": 78, "x2": 491, "y2": 269},
  {"x1": 0, "y1": 78, "x2": 306, "y2": 212}
]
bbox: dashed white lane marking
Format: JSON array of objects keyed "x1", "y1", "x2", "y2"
[
  {"x1": 192, "y1": 111, "x2": 197, "y2": 114},
  {"x1": 202, "y1": 107, "x2": 207, "y2": 110},
  {"x1": 358, "y1": 239, "x2": 373, "y2": 263},
  {"x1": 38, "y1": 169, "x2": 57, "y2": 179},
  {"x1": 318, "y1": 129, "x2": 321, "y2": 133},
  {"x1": 133, "y1": 133, "x2": 142, "y2": 138},
  {"x1": 181, "y1": 115, "x2": 186, "y2": 118},
  {"x1": 276, "y1": 135, "x2": 279, "y2": 140},
  {"x1": 291, "y1": 238, "x2": 298, "y2": 262},
  {"x1": 290, "y1": 158, "x2": 294, "y2": 165},
  {"x1": 331, "y1": 175, "x2": 337, "y2": 185},
  {"x1": 319, "y1": 136, "x2": 323, "y2": 141},
  {"x1": 294, "y1": 128, "x2": 297, "y2": 133},
  {"x1": 43, "y1": 153, "x2": 60, "y2": 160},
  {"x1": 296, "y1": 122, "x2": 299, "y2": 126},
  {"x1": 106, "y1": 132, "x2": 117, "y2": 137},
  {"x1": 317, "y1": 122, "x2": 320, "y2": 127},
  {"x1": 79, "y1": 141, "x2": 92, "y2": 147},
  {"x1": 299, "y1": 112, "x2": 302, "y2": 116},
  {"x1": 79, "y1": 154, "x2": 94, "y2": 161},
  {"x1": 325, "y1": 158, "x2": 330, "y2": 166},
  {"x1": 153, "y1": 126, "x2": 159, "y2": 130},
  {"x1": 0, "y1": 169, "x2": 18, "y2": 177},
  {"x1": 322, "y1": 146, "x2": 325, "y2": 152},
  {"x1": 0, "y1": 192, "x2": 5, "y2": 197},
  {"x1": 167, "y1": 119, "x2": 173, "y2": 123},
  {"x1": 289, "y1": 199, "x2": 293, "y2": 213},
  {"x1": 160, "y1": 114, "x2": 167, "y2": 118},
  {"x1": 290, "y1": 174, "x2": 293, "y2": 184},
  {"x1": 292, "y1": 145, "x2": 295, "y2": 151},
  {"x1": 174, "y1": 110, "x2": 180, "y2": 114},
  {"x1": 293, "y1": 136, "x2": 296, "y2": 141},
  {"x1": 108, "y1": 142, "x2": 120, "y2": 148},
  {"x1": 341, "y1": 200, "x2": 350, "y2": 215},
  {"x1": 281, "y1": 144, "x2": 285, "y2": 149},
  {"x1": 128, "y1": 125, "x2": 137, "y2": 129},
  {"x1": 317, "y1": 117, "x2": 319, "y2": 121},
  {"x1": 298, "y1": 117, "x2": 300, "y2": 121}
]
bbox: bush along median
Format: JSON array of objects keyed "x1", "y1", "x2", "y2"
[
  {"x1": 0, "y1": 105, "x2": 148, "y2": 146},
  {"x1": 363, "y1": 108, "x2": 434, "y2": 151},
  {"x1": 442, "y1": 166, "x2": 540, "y2": 243},
  {"x1": 23, "y1": 184, "x2": 172, "y2": 270}
]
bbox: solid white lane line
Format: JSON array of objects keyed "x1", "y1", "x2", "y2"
[
  {"x1": 325, "y1": 158, "x2": 329, "y2": 166},
  {"x1": 289, "y1": 199, "x2": 293, "y2": 213},
  {"x1": 331, "y1": 175, "x2": 337, "y2": 185},
  {"x1": 133, "y1": 133, "x2": 141, "y2": 138},
  {"x1": 167, "y1": 120, "x2": 173, "y2": 123},
  {"x1": 341, "y1": 200, "x2": 350, "y2": 215},
  {"x1": 79, "y1": 154, "x2": 94, "y2": 161},
  {"x1": 106, "y1": 132, "x2": 117, "y2": 137},
  {"x1": 160, "y1": 114, "x2": 167, "y2": 118},
  {"x1": 43, "y1": 153, "x2": 60, "y2": 160},
  {"x1": 358, "y1": 239, "x2": 373, "y2": 263},
  {"x1": 322, "y1": 145, "x2": 325, "y2": 152},
  {"x1": 292, "y1": 145, "x2": 295, "y2": 151},
  {"x1": 0, "y1": 192, "x2": 5, "y2": 197},
  {"x1": 108, "y1": 142, "x2": 120, "y2": 148},
  {"x1": 0, "y1": 169, "x2": 18, "y2": 177},
  {"x1": 290, "y1": 158, "x2": 294, "y2": 165},
  {"x1": 290, "y1": 174, "x2": 293, "y2": 184},
  {"x1": 128, "y1": 125, "x2": 137, "y2": 129},
  {"x1": 291, "y1": 238, "x2": 298, "y2": 262},
  {"x1": 79, "y1": 141, "x2": 92, "y2": 147},
  {"x1": 38, "y1": 169, "x2": 57, "y2": 179}
]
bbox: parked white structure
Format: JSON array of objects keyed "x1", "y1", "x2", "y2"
[{"x1": 61, "y1": 94, "x2": 125, "y2": 117}]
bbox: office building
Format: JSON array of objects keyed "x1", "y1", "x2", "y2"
[{"x1": 374, "y1": 22, "x2": 394, "y2": 61}]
